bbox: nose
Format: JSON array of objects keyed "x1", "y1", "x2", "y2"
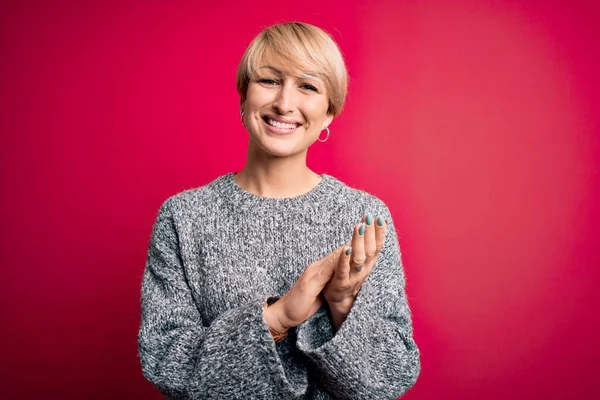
[{"x1": 272, "y1": 81, "x2": 297, "y2": 114}]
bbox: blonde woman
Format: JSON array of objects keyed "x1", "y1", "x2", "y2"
[{"x1": 138, "y1": 22, "x2": 420, "y2": 399}]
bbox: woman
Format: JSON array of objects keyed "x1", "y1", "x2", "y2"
[{"x1": 138, "y1": 22, "x2": 420, "y2": 399}]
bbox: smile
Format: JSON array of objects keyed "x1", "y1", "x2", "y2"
[
  {"x1": 261, "y1": 116, "x2": 301, "y2": 135},
  {"x1": 262, "y1": 117, "x2": 299, "y2": 130}
]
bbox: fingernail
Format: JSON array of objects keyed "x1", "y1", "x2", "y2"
[
  {"x1": 359, "y1": 223, "x2": 365, "y2": 235},
  {"x1": 345, "y1": 247, "x2": 352, "y2": 256},
  {"x1": 366, "y1": 214, "x2": 373, "y2": 226},
  {"x1": 377, "y1": 216, "x2": 385, "y2": 226}
]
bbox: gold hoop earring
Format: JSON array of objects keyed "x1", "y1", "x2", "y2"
[{"x1": 317, "y1": 126, "x2": 330, "y2": 143}]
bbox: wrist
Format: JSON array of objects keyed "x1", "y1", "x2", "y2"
[
  {"x1": 330, "y1": 312, "x2": 347, "y2": 332},
  {"x1": 263, "y1": 299, "x2": 288, "y2": 333},
  {"x1": 327, "y1": 300, "x2": 352, "y2": 332},
  {"x1": 328, "y1": 298, "x2": 354, "y2": 315}
]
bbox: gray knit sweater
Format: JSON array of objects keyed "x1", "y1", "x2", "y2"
[{"x1": 138, "y1": 172, "x2": 420, "y2": 399}]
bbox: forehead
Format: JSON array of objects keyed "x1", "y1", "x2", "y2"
[
  {"x1": 253, "y1": 51, "x2": 324, "y2": 81},
  {"x1": 259, "y1": 65, "x2": 322, "y2": 81}
]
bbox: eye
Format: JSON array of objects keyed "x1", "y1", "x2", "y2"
[
  {"x1": 257, "y1": 78, "x2": 279, "y2": 86},
  {"x1": 300, "y1": 83, "x2": 318, "y2": 92}
]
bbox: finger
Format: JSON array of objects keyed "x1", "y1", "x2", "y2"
[
  {"x1": 351, "y1": 222, "x2": 366, "y2": 274},
  {"x1": 364, "y1": 215, "x2": 388, "y2": 276},
  {"x1": 363, "y1": 214, "x2": 377, "y2": 265},
  {"x1": 308, "y1": 246, "x2": 343, "y2": 289},
  {"x1": 338, "y1": 245, "x2": 352, "y2": 280},
  {"x1": 374, "y1": 215, "x2": 387, "y2": 256},
  {"x1": 322, "y1": 245, "x2": 345, "y2": 278}
]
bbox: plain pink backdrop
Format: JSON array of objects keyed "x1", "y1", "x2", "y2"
[{"x1": 1, "y1": 0, "x2": 598, "y2": 398}]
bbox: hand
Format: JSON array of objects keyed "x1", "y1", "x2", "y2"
[
  {"x1": 264, "y1": 245, "x2": 347, "y2": 332},
  {"x1": 323, "y1": 214, "x2": 388, "y2": 327}
]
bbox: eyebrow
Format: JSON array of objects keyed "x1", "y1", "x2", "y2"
[{"x1": 259, "y1": 65, "x2": 322, "y2": 81}]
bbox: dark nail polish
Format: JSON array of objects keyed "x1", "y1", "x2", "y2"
[{"x1": 345, "y1": 247, "x2": 352, "y2": 256}]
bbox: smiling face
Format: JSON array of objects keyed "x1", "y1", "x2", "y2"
[{"x1": 242, "y1": 64, "x2": 334, "y2": 158}]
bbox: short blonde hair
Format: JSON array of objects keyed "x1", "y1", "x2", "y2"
[{"x1": 236, "y1": 22, "x2": 348, "y2": 117}]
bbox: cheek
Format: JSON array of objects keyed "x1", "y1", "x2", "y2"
[
  {"x1": 303, "y1": 100, "x2": 329, "y2": 124},
  {"x1": 245, "y1": 85, "x2": 272, "y2": 108}
]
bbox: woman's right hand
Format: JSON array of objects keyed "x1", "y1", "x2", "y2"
[{"x1": 264, "y1": 244, "x2": 347, "y2": 332}]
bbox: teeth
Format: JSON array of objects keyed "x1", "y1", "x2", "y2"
[{"x1": 267, "y1": 118, "x2": 298, "y2": 130}]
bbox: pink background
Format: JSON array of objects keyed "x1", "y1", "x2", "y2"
[{"x1": 1, "y1": 0, "x2": 598, "y2": 398}]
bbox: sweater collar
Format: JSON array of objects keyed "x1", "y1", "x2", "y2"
[{"x1": 211, "y1": 172, "x2": 340, "y2": 213}]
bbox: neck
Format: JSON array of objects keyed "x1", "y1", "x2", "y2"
[{"x1": 235, "y1": 145, "x2": 321, "y2": 199}]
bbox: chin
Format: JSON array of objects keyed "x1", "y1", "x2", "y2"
[
  {"x1": 264, "y1": 146, "x2": 304, "y2": 158},
  {"x1": 259, "y1": 140, "x2": 306, "y2": 157}
]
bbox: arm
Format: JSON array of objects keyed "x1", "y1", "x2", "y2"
[
  {"x1": 295, "y1": 201, "x2": 421, "y2": 399},
  {"x1": 137, "y1": 199, "x2": 308, "y2": 399}
]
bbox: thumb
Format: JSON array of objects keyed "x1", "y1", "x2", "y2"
[{"x1": 324, "y1": 244, "x2": 347, "y2": 276}]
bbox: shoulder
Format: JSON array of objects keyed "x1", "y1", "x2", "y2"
[
  {"x1": 155, "y1": 173, "x2": 228, "y2": 219},
  {"x1": 326, "y1": 174, "x2": 394, "y2": 219}
]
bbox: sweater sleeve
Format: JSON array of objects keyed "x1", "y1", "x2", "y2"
[
  {"x1": 137, "y1": 199, "x2": 308, "y2": 399},
  {"x1": 295, "y1": 200, "x2": 421, "y2": 399}
]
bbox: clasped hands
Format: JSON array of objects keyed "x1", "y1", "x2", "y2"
[{"x1": 264, "y1": 213, "x2": 388, "y2": 334}]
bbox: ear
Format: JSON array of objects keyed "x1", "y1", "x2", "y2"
[{"x1": 323, "y1": 114, "x2": 334, "y2": 129}]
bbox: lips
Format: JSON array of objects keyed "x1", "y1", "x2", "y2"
[
  {"x1": 263, "y1": 117, "x2": 299, "y2": 130},
  {"x1": 262, "y1": 114, "x2": 303, "y2": 127},
  {"x1": 260, "y1": 116, "x2": 300, "y2": 135}
]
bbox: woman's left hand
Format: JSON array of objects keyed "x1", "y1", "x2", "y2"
[{"x1": 323, "y1": 214, "x2": 388, "y2": 330}]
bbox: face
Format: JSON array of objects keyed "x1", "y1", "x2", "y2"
[{"x1": 241, "y1": 63, "x2": 334, "y2": 158}]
